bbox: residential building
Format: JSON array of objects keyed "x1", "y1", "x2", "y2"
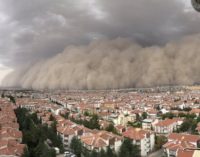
[
  {"x1": 123, "y1": 127, "x2": 155, "y2": 156},
  {"x1": 154, "y1": 118, "x2": 183, "y2": 134},
  {"x1": 81, "y1": 130, "x2": 123, "y2": 153},
  {"x1": 163, "y1": 133, "x2": 200, "y2": 157}
]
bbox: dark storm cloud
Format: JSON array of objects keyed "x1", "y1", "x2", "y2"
[
  {"x1": 96, "y1": 0, "x2": 200, "y2": 44},
  {"x1": 0, "y1": 0, "x2": 200, "y2": 66},
  {"x1": 0, "y1": 0, "x2": 105, "y2": 65},
  {"x1": 1, "y1": 0, "x2": 200, "y2": 89}
]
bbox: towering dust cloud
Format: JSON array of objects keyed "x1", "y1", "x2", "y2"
[{"x1": 3, "y1": 34, "x2": 200, "y2": 90}]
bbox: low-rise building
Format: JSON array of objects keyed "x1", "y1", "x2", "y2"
[
  {"x1": 123, "y1": 127, "x2": 155, "y2": 156},
  {"x1": 154, "y1": 118, "x2": 183, "y2": 134},
  {"x1": 81, "y1": 130, "x2": 123, "y2": 153},
  {"x1": 0, "y1": 99, "x2": 25, "y2": 157},
  {"x1": 163, "y1": 133, "x2": 200, "y2": 157},
  {"x1": 142, "y1": 119, "x2": 158, "y2": 130}
]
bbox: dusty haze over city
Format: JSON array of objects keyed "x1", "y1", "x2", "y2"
[{"x1": 0, "y1": 0, "x2": 200, "y2": 89}]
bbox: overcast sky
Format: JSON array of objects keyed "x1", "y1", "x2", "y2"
[{"x1": 0, "y1": 0, "x2": 200, "y2": 85}]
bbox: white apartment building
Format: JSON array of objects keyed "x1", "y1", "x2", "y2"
[
  {"x1": 154, "y1": 118, "x2": 183, "y2": 134},
  {"x1": 123, "y1": 127, "x2": 155, "y2": 156}
]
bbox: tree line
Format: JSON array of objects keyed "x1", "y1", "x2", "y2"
[{"x1": 15, "y1": 107, "x2": 64, "y2": 157}]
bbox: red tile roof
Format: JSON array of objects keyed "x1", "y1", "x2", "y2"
[
  {"x1": 177, "y1": 149, "x2": 194, "y2": 157},
  {"x1": 123, "y1": 127, "x2": 151, "y2": 140},
  {"x1": 168, "y1": 133, "x2": 200, "y2": 143}
]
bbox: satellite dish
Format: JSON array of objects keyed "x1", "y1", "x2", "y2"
[{"x1": 192, "y1": 0, "x2": 200, "y2": 12}]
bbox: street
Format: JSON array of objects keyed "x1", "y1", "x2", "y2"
[{"x1": 148, "y1": 149, "x2": 164, "y2": 157}]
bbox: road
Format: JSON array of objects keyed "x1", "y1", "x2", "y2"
[
  {"x1": 148, "y1": 149, "x2": 164, "y2": 157},
  {"x1": 57, "y1": 149, "x2": 163, "y2": 157}
]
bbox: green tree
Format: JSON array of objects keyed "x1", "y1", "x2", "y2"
[
  {"x1": 183, "y1": 107, "x2": 192, "y2": 112},
  {"x1": 155, "y1": 135, "x2": 167, "y2": 150},
  {"x1": 105, "y1": 123, "x2": 118, "y2": 135},
  {"x1": 127, "y1": 121, "x2": 142, "y2": 128},
  {"x1": 82, "y1": 148, "x2": 90, "y2": 157},
  {"x1": 84, "y1": 114, "x2": 100, "y2": 129},
  {"x1": 34, "y1": 141, "x2": 45, "y2": 157},
  {"x1": 106, "y1": 146, "x2": 116, "y2": 157},
  {"x1": 15, "y1": 107, "x2": 62, "y2": 157},
  {"x1": 90, "y1": 114, "x2": 100, "y2": 129},
  {"x1": 49, "y1": 114, "x2": 55, "y2": 121},
  {"x1": 161, "y1": 112, "x2": 175, "y2": 120},
  {"x1": 197, "y1": 116, "x2": 200, "y2": 122},
  {"x1": 70, "y1": 137, "x2": 82, "y2": 157},
  {"x1": 30, "y1": 113, "x2": 41, "y2": 125},
  {"x1": 197, "y1": 140, "x2": 200, "y2": 148},
  {"x1": 99, "y1": 149, "x2": 106, "y2": 157},
  {"x1": 8, "y1": 95, "x2": 16, "y2": 104},
  {"x1": 142, "y1": 112, "x2": 148, "y2": 120},
  {"x1": 61, "y1": 112, "x2": 70, "y2": 119},
  {"x1": 136, "y1": 113, "x2": 140, "y2": 121},
  {"x1": 22, "y1": 147, "x2": 30, "y2": 157},
  {"x1": 186, "y1": 113, "x2": 196, "y2": 119},
  {"x1": 119, "y1": 138, "x2": 140, "y2": 157},
  {"x1": 39, "y1": 143, "x2": 56, "y2": 157},
  {"x1": 1, "y1": 92, "x2": 4, "y2": 98},
  {"x1": 84, "y1": 111, "x2": 90, "y2": 116},
  {"x1": 178, "y1": 113, "x2": 186, "y2": 118},
  {"x1": 179, "y1": 120, "x2": 191, "y2": 132},
  {"x1": 180, "y1": 121, "x2": 197, "y2": 134},
  {"x1": 90, "y1": 150, "x2": 98, "y2": 157}
]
